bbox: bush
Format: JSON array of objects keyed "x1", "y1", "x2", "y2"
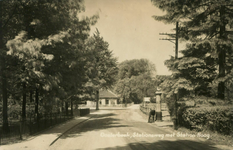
[
  {"x1": 193, "y1": 96, "x2": 229, "y2": 106},
  {"x1": 164, "y1": 96, "x2": 174, "y2": 112},
  {"x1": 182, "y1": 106, "x2": 233, "y2": 135},
  {"x1": 150, "y1": 97, "x2": 156, "y2": 103}
]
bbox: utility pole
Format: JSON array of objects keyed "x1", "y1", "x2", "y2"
[
  {"x1": 159, "y1": 22, "x2": 179, "y2": 130},
  {"x1": 218, "y1": 6, "x2": 226, "y2": 100},
  {"x1": 159, "y1": 22, "x2": 178, "y2": 59},
  {"x1": 175, "y1": 22, "x2": 178, "y2": 59}
]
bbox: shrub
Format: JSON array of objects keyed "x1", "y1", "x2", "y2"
[
  {"x1": 182, "y1": 106, "x2": 233, "y2": 135},
  {"x1": 194, "y1": 96, "x2": 229, "y2": 106},
  {"x1": 8, "y1": 105, "x2": 21, "y2": 119},
  {"x1": 164, "y1": 97, "x2": 175, "y2": 115},
  {"x1": 150, "y1": 97, "x2": 156, "y2": 103}
]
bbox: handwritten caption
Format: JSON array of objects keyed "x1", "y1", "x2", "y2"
[{"x1": 100, "y1": 132, "x2": 210, "y2": 139}]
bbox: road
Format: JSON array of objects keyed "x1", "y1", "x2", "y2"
[{"x1": 49, "y1": 105, "x2": 222, "y2": 150}]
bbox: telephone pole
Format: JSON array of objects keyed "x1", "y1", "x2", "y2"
[
  {"x1": 160, "y1": 22, "x2": 178, "y2": 59},
  {"x1": 159, "y1": 22, "x2": 179, "y2": 130}
]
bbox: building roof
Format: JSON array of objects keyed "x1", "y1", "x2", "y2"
[{"x1": 99, "y1": 89, "x2": 120, "y2": 99}]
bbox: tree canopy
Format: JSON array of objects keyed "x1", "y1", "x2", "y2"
[
  {"x1": 84, "y1": 30, "x2": 118, "y2": 109},
  {"x1": 114, "y1": 59, "x2": 157, "y2": 104},
  {"x1": 0, "y1": 0, "x2": 110, "y2": 130},
  {"x1": 152, "y1": 0, "x2": 233, "y2": 100}
]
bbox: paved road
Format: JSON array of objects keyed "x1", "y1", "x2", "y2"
[{"x1": 48, "y1": 105, "x2": 223, "y2": 150}]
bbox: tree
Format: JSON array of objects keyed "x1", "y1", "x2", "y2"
[
  {"x1": 41, "y1": 17, "x2": 97, "y2": 114},
  {"x1": 114, "y1": 77, "x2": 132, "y2": 105},
  {"x1": 2, "y1": 0, "x2": 77, "y2": 120},
  {"x1": 85, "y1": 30, "x2": 118, "y2": 110},
  {"x1": 0, "y1": 0, "x2": 9, "y2": 132},
  {"x1": 114, "y1": 59, "x2": 157, "y2": 104},
  {"x1": 1, "y1": 0, "x2": 97, "y2": 129},
  {"x1": 152, "y1": 0, "x2": 233, "y2": 99},
  {"x1": 6, "y1": 31, "x2": 69, "y2": 113}
]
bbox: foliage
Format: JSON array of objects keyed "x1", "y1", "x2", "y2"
[
  {"x1": 192, "y1": 96, "x2": 230, "y2": 107},
  {"x1": 151, "y1": 0, "x2": 233, "y2": 100},
  {"x1": 154, "y1": 75, "x2": 170, "y2": 87},
  {"x1": 150, "y1": 97, "x2": 156, "y2": 103},
  {"x1": 84, "y1": 30, "x2": 118, "y2": 90},
  {"x1": 182, "y1": 106, "x2": 233, "y2": 135},
  {"x1": 6, "y1": 31, "x2": 69, "y2": 92},
  {"x1": 117, "y1": 59, "x2": 156, "y2": 79},
  {"x1": 0, "y1": 0, "x2": 103, "y2": 129},
  {"x1": 114, "y1": 59, "x2": 157, "y2": 103},
  {"x1": 83, "y1": 30, "x2": 118, "y2": 109},
  {"x1": 173, "y1": 96, "x2": 231, "y2": 134}
]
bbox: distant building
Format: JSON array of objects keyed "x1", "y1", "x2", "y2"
[
  {"x1": 86, "y1": 89, "x2": 120, "y2": 106},
  {"x1": 99, "y1": 89, "x2": 120, "y2": 106}
]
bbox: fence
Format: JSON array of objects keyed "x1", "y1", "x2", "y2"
[
  {"x1": 0, "y1": 112, "x2": 73, "y2": 145},
  {"x1": 85, "y1": 102, "x2": 134, "y2": 108},
  {"x1": 140, "y1": 103, "x2": 169, "y2": 115}
]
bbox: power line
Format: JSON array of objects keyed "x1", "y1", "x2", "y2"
[{"x1": 159, "y1": 22, "x2": 179, "y2": 59}]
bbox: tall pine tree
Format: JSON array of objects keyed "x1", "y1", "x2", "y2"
[
  {"x1": 84, "y1": 30, "x2": 118, "y2": 110},
  {"x1": 152, "y1": 0, "x2": 233, "y2": 99}
]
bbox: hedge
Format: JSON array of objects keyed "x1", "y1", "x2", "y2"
[{"x1": 182, "y1": 106, "x2": 233, "y2": 135}]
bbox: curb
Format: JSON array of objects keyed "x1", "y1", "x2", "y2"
[
  {"x1": 27, "y1": 110, "x2": 98, "y2": 144},
  {"x1": 49, "y1": 115, "x2": 93, "y2": 146}
]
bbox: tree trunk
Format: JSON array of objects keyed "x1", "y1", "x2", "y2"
[
  {"x1": 30, "y1": 90, "x2": 33, "y2": 103},
  {"x1": 65, "y1": 102, "x2": 68, "y2": 116},
  {"x1": 22, "y1": 82, "x2": 27, "y2": 119},
  {"x1": 124, "y1": 96, "x2": 127, "y2": 107},
  {"x1": 35, "y1": 88, "x2": 39, "y2": 116},
  {"x1": 74, "y1": 101, "x2": 78, "y2": 110},
  {"x1": 0, "y1": 1, "x2": 9, "y2": 132},
  {"x1": 1, "y1": 58, "x2": 9, "y2": 132},
  {"x1": 218, "y1": 50, "x2": 225, "y2": 99},
  {"x1": 217, "y1": 6, "x2": 226, "y2": 100},
  {"x1": 71, "y1": 99, "x2": 73, "y2": 116},
  {"x1": 61, "y1": 100, "x2": 64, "y2": 113},
  {"x1": 96, "y1": 90, "x2": 99, "y2": 110}
]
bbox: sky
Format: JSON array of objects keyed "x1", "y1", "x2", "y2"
[{"x1": 80, "y1": 0, "x2": 184, "y2": 75}]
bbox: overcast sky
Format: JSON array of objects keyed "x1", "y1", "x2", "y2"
[{"x1": 81, "y1": 0, "x2": 184, "y2": 75}]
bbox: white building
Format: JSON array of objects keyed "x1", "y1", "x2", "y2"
[{"x1": 86, "y1": 89, "x2": 120, "y2": 106}]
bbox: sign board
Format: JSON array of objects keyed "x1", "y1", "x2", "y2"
[{"x1": 143, "y1": 97, "x2": 150, "y2": 102}]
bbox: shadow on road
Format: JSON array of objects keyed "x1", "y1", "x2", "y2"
[
  {"x1": 95, "y1": 140, "x2": 220, "y2": 150},
  {"x1": 60, "y1": 113, "x2": 131, "y2": 139},
  {"x1": 97, "y1": 108, "x2": 128, "y2": 110},
  {"x1": 155, "y1": 124, "x2": 174, "y2": 128},
  {"x1": 92, "y1": 113, "x2": 116, "y2": 118}
]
